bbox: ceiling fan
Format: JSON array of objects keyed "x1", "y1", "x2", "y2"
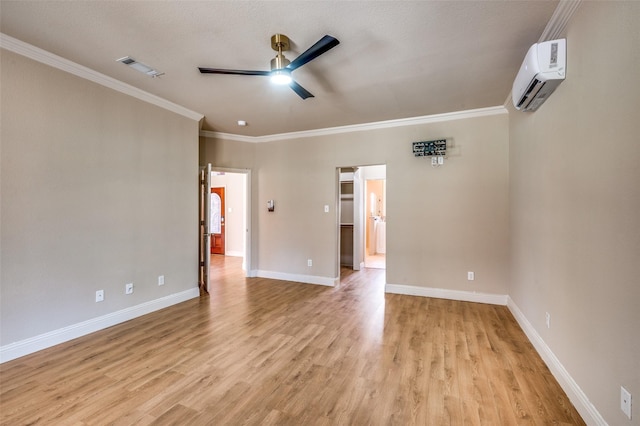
[{"x1": 198, "y1": 34, "x2": 340, "y2": 99}]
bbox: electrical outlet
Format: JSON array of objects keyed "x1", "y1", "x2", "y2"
[
  {"x1": 621, "y1": 386, "x2": 632, "y2": 420},
  {"x1": 438, "y1": 156, "x2": 444, "y2": 165},
  {"x1": 307, "y1": 259, "x2": 313, "y2": 267},
  {"x1": 431, "y1": 157, "x2": 438, "y2": 166},
  {"x1": 95, "y1": 290, "x2": 104, "y2": 302},
  {"x1": 158, "y1": 275, "x2": 165, "y2": 286},
  {"x1": 467, "y1": 271, "x2": 474, "y2": 281},
  {"x1": 324, "y1": 205, "x2": 329, "y2": 213},
  {"x1": 125, "y1": 283, "x2": 134, "y2": 295},
  {"x1": 545, "y1": 312, "x2": 551, "y2": 328}
]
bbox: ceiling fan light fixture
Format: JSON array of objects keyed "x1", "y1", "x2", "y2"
[
  {"x1": 270, "y1": 69, "x2": 292, "y2": 85},
  {"x1": 198, "y1": 33, "x2": 339, "y2": 99}
]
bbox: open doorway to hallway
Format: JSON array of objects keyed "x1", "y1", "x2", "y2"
[
  {"x1": 209, "y1": 169, "x2": 250, "y2": 275},
  {"x1": 338, "y1": 164, "x2": 386, "y2": 279}
]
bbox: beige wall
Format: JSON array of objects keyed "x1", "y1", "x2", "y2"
[
  {"x1": 0, "y1": 50, "x2": 200, "y2": 346},
  {"x1": 202, "y1": 111, "x2": 510, "y2": 295},
  {"x1": 509, "y1": 2, "x2": 640, "y2": 424}
]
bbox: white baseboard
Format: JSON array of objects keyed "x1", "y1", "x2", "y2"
[
  {"x1": 506, "y1": 297, "x2": 606, "y2": 426},
  {"x1": 0, "y1": 288, "x2": 200, "y2": 364},
  {"x1": 256, "y1": 270, "x2": 337, "y2": 287},
  {"x1": 385, "y1": 283, "x2": 508, "y2": 305},
  {"x1": 225, "y1": 250, "x2": 244, "y2": 258}
]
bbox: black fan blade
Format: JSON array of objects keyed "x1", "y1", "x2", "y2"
[
  {"x1": 198, "y1": 67, "x2": 270, "y2": 76},
  {"x1": 289, "y1": 80, "x2": 314, "y2": 99},
  {"x1": 286, "y1": 35, "x2": 340, "y2": 71}
]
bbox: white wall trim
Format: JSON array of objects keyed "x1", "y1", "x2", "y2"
[
  {"x1": 0, "y1": 33, "x2": 204, "y2": 122},
  {"x1": 225, "y1": 250, "x2": 244, "y2": 258},
  {"x1": 0, "y1": 288, "x2": 200, "y2": 364},
  {"x1": 256, "y1": 270, "x2": 337, "y2": 287},
  {"x1": 201, "y1": 106, "x2": 507, "y2": 143},
  {"x1": 385, "y1": 283, "x2": 508, "y2": 306},
  {"x1": 507, "y1": 297, "x2": 606, "y2": 426},
  {"x1": 539, "y1": 0, "x2": 582, "y2": 42}
]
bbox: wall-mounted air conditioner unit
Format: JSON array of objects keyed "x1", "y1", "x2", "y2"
[{"x1": 512, "y1": 39, "x2": 566, "y2": 112}]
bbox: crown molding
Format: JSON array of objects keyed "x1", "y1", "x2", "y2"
[
  {"x1": 201, "y1": 106, "x2": 507, "y2": 143},
  {"x1": 539, "y1": 0, "x2": 582, "y2": 42},
  {"x1": 0, "y1": 33, "x2": 204, "y2": 122}
]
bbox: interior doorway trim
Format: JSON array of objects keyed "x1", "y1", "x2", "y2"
[{"x1": 209, "y1": 167, "x2": 253, "y2": 277}]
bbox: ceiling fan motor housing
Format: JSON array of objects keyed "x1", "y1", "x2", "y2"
[
  {"x1": 270, "y1": 34, "x2": 291, "y2": 71},
  {"x1": 271, "y1": 54, "x2": 290, "y2": 71}
]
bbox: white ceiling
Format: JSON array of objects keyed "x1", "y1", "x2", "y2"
[{"x1": 0, "y1": 1, "x2": 559, "y2": 137}]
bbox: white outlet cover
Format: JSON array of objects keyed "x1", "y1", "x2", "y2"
[
  {"x1": 545, "y1": 312, "x2": 551, "y2": 328},
  {"x1": 467, "y1": 271, "x2": 474, "y2": 280},
  {"x1": 158, "y1": 275, "x2": 165, "y2": 286},
  {"x1": 621, "y1": 386, "x2": 632, "y2": 419}
]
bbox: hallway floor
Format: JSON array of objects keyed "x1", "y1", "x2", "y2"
[{"x1": 364, "y1": 253, "x2": 386, "y2": 269}]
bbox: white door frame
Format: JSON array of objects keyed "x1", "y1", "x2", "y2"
[
  {"x1": 353, "y1": 168, "x2": 365, "y2": 271},
  {"x1": 203, "y1": 164, "x2": 212, "y2": 292}
]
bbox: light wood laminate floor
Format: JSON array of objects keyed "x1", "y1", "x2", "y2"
[{"x1": 0, "y1": 256, "x2": 584, "y2": 425}]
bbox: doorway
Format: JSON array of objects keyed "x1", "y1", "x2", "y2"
[
  {"x1": 208, "y1": 168, "x2": 251, "y2": 280},
  {"x1": 338, "y1": 164, "x2": 386, "y2": 278}
]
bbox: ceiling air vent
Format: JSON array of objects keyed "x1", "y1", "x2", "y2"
[{"x1": 116, "y1": 56, "x2": 164, "y2": 77}]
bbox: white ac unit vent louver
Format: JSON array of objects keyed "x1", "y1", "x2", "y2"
[{"x1": 512, "y1": 39, "x2": 566, "y2": 112}]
